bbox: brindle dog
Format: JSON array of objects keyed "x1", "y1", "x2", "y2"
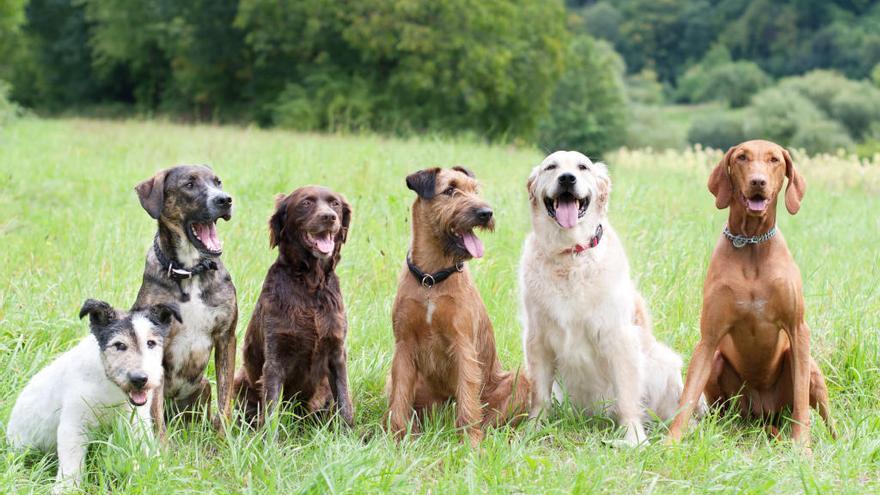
[
  {"x1": 133, "y1": 165, "x2": 238, "y2": 435},
  {"x1": 386, "y1": 167, "x2": 530, "y2": 446},
  {"x1": 235, "y1": 186, "x2": 353, "y2": 426}
]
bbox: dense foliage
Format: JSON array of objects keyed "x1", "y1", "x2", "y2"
[
  {"x1": 576, "y1": 0, "x2": 880, "y2": 83},
  {"x1": 537, "y1": 36, "x2": 627, "y2": 156},
  {"x1": 3, "y1": 0, "x2": 880, "y2": 154}
]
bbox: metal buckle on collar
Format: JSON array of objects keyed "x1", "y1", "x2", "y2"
[
  {"x1": 455, "y1": 262, "x2": 464, "y2": 272},
  {"x1": 167, "y1": 264, "x2": 193, "y2": 279},
  {"x1": 421, "y1": 274, "x2": 436, "y2": 288}
]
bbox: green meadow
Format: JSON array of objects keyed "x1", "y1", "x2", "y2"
[{"x1": 1, "y1": 118, "x2": 879, "y2": 493}]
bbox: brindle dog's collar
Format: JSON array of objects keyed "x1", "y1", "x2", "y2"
[
  {"x1": 723, "y1": 225, "x2": 777, "y2": 248},
  {"x1": 153, "y1": 235, "x2": 218, "y2": 280},
  {"x1": 406, "y1": 252, "x2": 464, "y2": 289}
]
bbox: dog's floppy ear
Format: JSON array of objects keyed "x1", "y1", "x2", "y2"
[
  {"x1": 708, "y1": 147, "x2": 735, "y2": 209},
  {"x1": 79, "y1": 299, "x2": 117, "y2": 327},
  {"x1": 269, "y1": 193, "x2": 288, "y2": 249},
  {"x1": 593, "y1": 162, "x2": 612, "y2": 214},
  {"x1": 135, "y1": 169, "x2": 170, "y2": 219},
  {"x1": 336, "y1": 195, "x2": 352, "y2": 245},
  {"x1": 526, "y1": 166, "x2": 539, "y2": 202},
  {"x1": 783, "y1": 148, "x2": 806, "y2": 215},
  {"x1": 406, "y1": 168, "x2": 440, "y2": 199},
  {"x1": 452, "y1": 166, "x2": 475, "y2": 178}
]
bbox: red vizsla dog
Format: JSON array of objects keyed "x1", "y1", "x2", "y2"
[{"x1": 667, "y1": 140, "x2": 835, "y2": 447}]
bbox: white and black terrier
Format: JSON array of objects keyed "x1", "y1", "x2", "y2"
[{"x1": 6, "y1": 299, "x2": 180, "y2": 493}]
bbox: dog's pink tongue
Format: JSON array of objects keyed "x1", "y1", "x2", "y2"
[
  {"x1": 315, "y1": 233, "x2": 335, "y2": 254},
  {"x1": 748, "y1": 198, "x2": 768, "y2": 212},
  {"x1": 460, "y1": 231, "x2": 484, "y2": 258},
  {"x1": 555, "y1": 199, "x2": 579, "y2": 229},
  {"x1": 129, "y1": 390, "x2": 148, "y2": 406},
  {"x1": 196, "y1": 223, "x2": 222, "y2": 251}
]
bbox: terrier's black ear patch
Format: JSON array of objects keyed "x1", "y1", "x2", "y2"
[
  {"x1": 406, "y1": 168, "x2": 440, "y2": 199},
  {"x1": 150, "y1": 303, "x2": 182, "y2": 327},
  {"x1": 79, "y1": 299, "x2": 117, "y2": 327},
  {"x1": 452, "y1": 166, "x2": 475, "y2": 178}
]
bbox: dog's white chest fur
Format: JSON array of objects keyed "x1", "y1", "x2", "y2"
[{"x1": 164, "y1": 281, "x2": 219, "y2": 398}]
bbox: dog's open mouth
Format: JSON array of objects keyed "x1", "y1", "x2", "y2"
[
  {"x1": 743, "y1": 193, "x2": 769, "y2": 213},
  {"x1": 306, "y1": 231, "x2": 335, "y2": 256},
  {"x1": 128, "y1": 390, "x2": 149, "y2": 407},
  {"x1": 453, "y1": 229, "x2": 484, "y2": 259},
  {"x1": 189, "y1": 221, "x2": 223, "y2": 255},
  {"x1": 544, "y1": 193, "x2": 589, "y2": 229}
]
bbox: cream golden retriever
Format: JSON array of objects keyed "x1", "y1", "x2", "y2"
[{"x1": 519, "y1": 150, "x2": 696, "y2": 446}]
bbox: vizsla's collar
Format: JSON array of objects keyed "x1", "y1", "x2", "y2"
[
  {"x1": 561, "y1": 224, "x2": 603, "y2": 256},
  {"x1": 723, "y1": 225, "x2": 777, "y2": 248}
]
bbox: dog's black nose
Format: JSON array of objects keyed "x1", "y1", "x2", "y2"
[
  {"x1": 558, "y1": 173, "x2": 576, "y2": 186},
  {"x1": 321, "y1": 212, "x2": 337, "y2": 223},
  {"x1": 213, "y1": 194, "x2": 232, "y2": 208},
  {"x1": 475, "y1": 208, "x2": 493, "y2": 222},
  {"x1": 128, "y1": 372, "x2": 148, "y2": 389}
]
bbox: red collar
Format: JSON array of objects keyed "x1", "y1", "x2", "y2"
[{"x1": 561, "y1": 224, "x2": 603, "y2": 255}]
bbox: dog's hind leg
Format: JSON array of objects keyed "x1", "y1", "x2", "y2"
[
  {"x1": 213, "y1": 318, "x2": 237, "y2": 433},
  {"x1": 809, "y1": 357, "x2": 836, "y2": 439},
  {"x1": 481, "y1": 368, "x2": 531, "y2": 428}
]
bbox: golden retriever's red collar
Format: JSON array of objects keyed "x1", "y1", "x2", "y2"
[
  {"x1": 406, "y1": 252, "x2": 464, "y2": 288},
  {"x1": 561, "y1": 224, "x2": 603, "y2": 256}
]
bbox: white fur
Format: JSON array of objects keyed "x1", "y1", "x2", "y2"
[
  {"x1": 520, "y1": 151, "x2": 689, "y2": 447},
  {"x1": 6, "y1": 322, "x2": 159, "y2": 493},
  {"x1": 164, "y1": 281, "x2": 219, "y2": 399}
]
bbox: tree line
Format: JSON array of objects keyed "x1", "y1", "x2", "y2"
[{"x1": 1, "y1": 0, "x2": 879, "y2": 155}]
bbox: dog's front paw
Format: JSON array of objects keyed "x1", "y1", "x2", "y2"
[
  {"x1": 52, "y1": 479, "x2": 76, "y2": 495},
  {"x1": 621, "y1": 422, "x2": 648, "y2": 448}
]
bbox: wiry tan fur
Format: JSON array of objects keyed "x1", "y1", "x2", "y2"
[{"x1": 385, "y1": 167, "x2": 530, "y2": 446}]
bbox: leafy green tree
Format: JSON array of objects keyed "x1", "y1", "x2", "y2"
[
  {"x1": 244, "y1": 0, "x2": 568, "y2": 138},
  {"x1": 537, "y1": 35, "x2": 627, "y2": 155}
]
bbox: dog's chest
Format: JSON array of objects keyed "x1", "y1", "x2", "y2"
[{"x1": 164, "y1": 282, "x2": 231, "y2": 399}]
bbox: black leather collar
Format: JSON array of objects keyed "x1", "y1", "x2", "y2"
[
  {"x1": 406, "y1": 253, "x2": 464, "y2": 288},
  {"x1": 153, "y1": 235, "x2": 218, "y2": 281}
]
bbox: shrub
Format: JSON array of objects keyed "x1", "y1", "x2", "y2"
[
  {"x1": 0, "y1": 79, "x2": 20, "y2": 125},
  {"x1": 743, "y1": 87, "x2": 826, "y2": 145},
  {"x1": 624, "y1": 104, "x2": 686, "y2": 150},
  {"x1": 790, "y1": 119, "x2": 855, "y2": 155},
  {"x1": 778, "y1": 70, "x2": 880, "y2": 140},
  {"x1": 537, "y1": 36, "x2": 627, "y2": 155},
  {"x1": 687, "y1": 113, "x2": 746, "y2": 150},
  {"x1": 742, "y1": 86, "x2": 854, "y2": 154},
  {"x1": 676, "y1": 60, "x2": 771, "y2": 107},
  {"x1": 625, "y1": 69, "x2": 666, "y2": 105}
]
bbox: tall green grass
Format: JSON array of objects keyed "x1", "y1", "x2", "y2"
[{"x1": 1, "y1": 118, "x2": 878, "y2": 493}]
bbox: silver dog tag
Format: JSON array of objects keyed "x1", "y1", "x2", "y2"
[{"x1": 732, "y1": 238, "x2": 747, "y2": 248}]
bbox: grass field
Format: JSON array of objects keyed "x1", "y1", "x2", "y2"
[{"x1": 1, "y1": 118, "x2": 879, "y2": 493}]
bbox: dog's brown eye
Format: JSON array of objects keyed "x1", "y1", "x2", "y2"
[
  {"x1": 185, "y1": 181, "x2": 195, "y2": 189},
  {"x1": 331, "y1": 199, "x2": 340, "y2": 208},
  {"x1": 214, "y1": 178, "x2": 222, "y2": 186},
  {"x1": 737, "y1": 154, "x2": 747, "y2": 161},
  {"x1": 444, "y1": 186, "x2": 455, "y2": 196},
  {"x1": 770, "y1": 156, "x2": 779, "y2": 163},
  {"x1": 545, "y1": 164, "x2": 557, "y2": 171},
  {"x1": 113, "y1": 342, "x2": 127, "y2": 352},
  {"x1": 301, "y1": 200, "x2": 312, "y2": 207},
  {"x1": 578, "y1": 164, "x2": 588, "y2": 171},
  {"x1": 146, "y1": 340, "x2": 157, "y2": 349}
]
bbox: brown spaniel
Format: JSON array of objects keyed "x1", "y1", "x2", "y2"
[{"x1": 234, "y1": 186, "x2": 354, "y2": 426}]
